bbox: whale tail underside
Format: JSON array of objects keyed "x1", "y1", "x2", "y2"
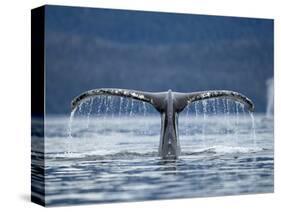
[
  {"x1": 71, "y1": 88, "x2": 254, "y2": 113},
  {"x1": 173, "y1": 90, "x2": 254, "y2": 113},
  {"x1": 71, "y1": 88, "x2": 165, "y2": 112}
]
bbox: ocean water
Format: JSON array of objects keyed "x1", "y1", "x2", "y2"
[{"x1": 31, "y1": 100, "x2": 274, "y2": 206}]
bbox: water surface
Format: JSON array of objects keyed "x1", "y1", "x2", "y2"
[{"x1": 32, "y1": 109, "x2": 273, "y2": 206}]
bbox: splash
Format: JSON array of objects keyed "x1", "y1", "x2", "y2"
[{"x1": 266, "y1": 78, "x2": 274, "y2": 118}]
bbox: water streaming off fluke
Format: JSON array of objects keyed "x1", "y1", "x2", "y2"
[{"x1": 68, "y1": 96, "x2": 258, "y2": 148}]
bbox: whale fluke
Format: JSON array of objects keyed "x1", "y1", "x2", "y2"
[
  {"x1": 71, "y1": 89, "x2": 254, "y2": 159},
  {"x1": 72, "y1": 88, "x2": 159, "y2": 111},
  {"x1": 173, "y1": 90, "x2": 254, "y2": 113}
]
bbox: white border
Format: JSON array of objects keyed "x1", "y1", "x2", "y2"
[{"x1": 0, "y1": 0, "x2": 279, "y2": 211}]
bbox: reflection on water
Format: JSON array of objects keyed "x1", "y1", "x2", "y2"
[{"x1": 32, "y1": 113, "x2": 273, "y2": 206}]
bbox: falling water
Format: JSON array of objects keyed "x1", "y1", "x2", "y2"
[
  {"x1": 129, "y1": 99, "x2": 134, "y2": 117},
  {"x1": 250, "y1": 111, "x2": 258, "y2": 190},
  {"x1": 68, "y1": 102, "x2": 84, "y2": 139},
  {"x1": 135, "y1": 101, "x2": 140, "y2": 114},
  {"x1": 119, "y1": 97, "x2": 124, "y2": 117},
  {"x1": 86, "y1": 98, "x2": 94, "y2": 129},
  {"x1": 215, "y1": 98, "x2": 220, "y2": 114},
  {"x1": 194, "y1": 101, "x2": 199, "y2": 118},
  {"x1": 67, "y1": 107, "x2": 77, "y2": 139},
  {"x1": 240, "y1": 103, "x2": 246, "y2": 120},
  {"x1": 186, "y1": 98, "x2": 256, "y2": 147},
  {"x1": 222, "y1": 99, "x2": 226, "y2": 116},
  {"x1": 68, "y1": 93, "x2": 258, "y2": 155},
  {"x1": 105, "y1": 96, "x2": 110, "y2": 117},
  {"x1": 250, "y1": 112, "x2": 257, "y2": 146},
  {"x1": 97, "y1": 96, "x2": 103, "y2": 116},
  {"x1": 74, "y1": 103, "x2": 82, "y2": 117},
  {"x1": 226, "y1": 99, "x2": 230, "y2": 117},
  {"x1": 142, "y1": 102, "x2": 147, "y2": 116},
  {"x1": 202, "y1": 100, "x2": 207, "y2": 144},
  {"x1": 109, "y1": 96, "x2": 115, "y2": 118},
  {"x1": 234, "y1": 102, "x2": 239, "y2": 142},
  {"x1": 142, "y1": 102, "x2": 148, "y2": 134},
  {"x1": 185, "y1": 106, "x2": 190, "y2": 135},
  {"x1": 124, "y1": 98, "x2": 130, "y2": 116},
  {"x1": 212, "y1": 99, "x2": 217, "y2": 115},
  {"x1": 221, "y1": 99, "x2": 230, "y2": 141},
  {"x1": 194, "y1": 102, "x2": 200, "y2": 140},
  {"x1": 221, "y1": 99, "x2": 226, "y2": 136}
]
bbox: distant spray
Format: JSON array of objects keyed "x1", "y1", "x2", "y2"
[{"x1": 266, "y1": 78, "x2": 274, "y2": 118}]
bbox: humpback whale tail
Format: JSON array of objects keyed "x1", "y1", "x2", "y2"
[{"x1": 71, "y1": 88, "x2": 254, "y2": 159}]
